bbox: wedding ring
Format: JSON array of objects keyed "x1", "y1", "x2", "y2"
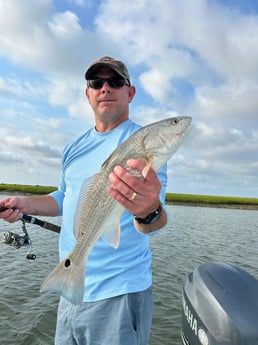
[{"x1": 128, "y1": 191, "x2": 137, "y2": 201}]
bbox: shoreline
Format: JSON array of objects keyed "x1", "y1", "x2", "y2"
[
  {"x1": 166, "y1": 201, "x2": 258, "y2": 211},
  {"x1": 1, "y1": 183, "x2": 257, "y2": 211},
  {"x1": 1, "y1": 191, "x2": 257, "y2": 211}
]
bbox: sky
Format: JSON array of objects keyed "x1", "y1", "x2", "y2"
[{"x1": 0, "y1": 0, "x2": 258, "y2": 197}]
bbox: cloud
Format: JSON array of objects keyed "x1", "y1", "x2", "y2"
[
  {"x1": 47, "y1": 76, "x2": 93, "y2": 121},
  {"x1": 3, "y1": 136, "x2": 60, "y2": 158},
  {"x1": 0, "y1": 76, "x2": 46, "y2": 101},
  {"x1": 0, "y1": 77, "x2": 19, "y2": 96},
  {"x1": 49, "y1": 11, "x2": 83, "y2": 39},
  {"x1": 194, "y1": 80, "x2": 258, "y2": 125},
  {"x1": 133, "y1": 105, "x2": 180, "y2": 126},
  {"x1": 0, "y1": 133, "x2": 61, "y2": 185},
  {"x1": 96, "y1": 0, "x2": 258, "y2": 123},
  {"x1": 0, "y1": 0, "x2": 104, "y2": 76},
  {"x1": 0, "y1": 0, "x2": 257, "y2": 196}
]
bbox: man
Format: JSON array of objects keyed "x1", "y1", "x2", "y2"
[{"x1": 0, "y1": 56, "x2": 168, "y2": 345}]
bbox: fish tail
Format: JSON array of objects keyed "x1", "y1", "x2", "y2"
[{"x1": 40, "y1": 257, "x2": 86, "y2": 305}]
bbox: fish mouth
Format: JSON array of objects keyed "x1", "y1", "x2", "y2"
[{"x1": 182, "y1": 122, "x2": 192, "y2": 137}]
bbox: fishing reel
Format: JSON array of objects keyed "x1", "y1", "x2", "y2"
[{"x1": 1, "y1": 220, "x2": 36, "y2": 260}]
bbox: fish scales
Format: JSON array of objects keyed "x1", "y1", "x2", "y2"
[
  {"x1": 40, "y1": 116, "x2": 192, "y2": 305},
  {"x1": 56, "y1": 122, "x2": 164, "y2": 265},
  {"x1": 69, "y1": 128, "x2": 154, "y2": 263}
]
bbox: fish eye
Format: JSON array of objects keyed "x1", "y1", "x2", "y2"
[{"x1": 172, "y1": 118, "x2": 179, "y2": 125}]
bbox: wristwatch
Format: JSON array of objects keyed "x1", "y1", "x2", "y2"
[{"x1": 134, "y1": 204, "x2": 162, "y2": 224}]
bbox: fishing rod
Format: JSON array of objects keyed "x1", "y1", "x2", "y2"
[
  {"x1": 0, "y1": 206, "x2": 60, "y2": 233},
  {"x1": 0, "y1": 206, "x2": 60, "y2": 260}
]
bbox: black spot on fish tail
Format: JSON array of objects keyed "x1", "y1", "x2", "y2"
[{"x1": 64, "y1": 259, "x2": 71, "y2": 267}]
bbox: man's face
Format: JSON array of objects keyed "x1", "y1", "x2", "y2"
[{"x1": 86, "y1": 67, "x2": 135, "y2": 130}]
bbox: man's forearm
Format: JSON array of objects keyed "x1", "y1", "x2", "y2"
[{"x1": 24, "y1": 195, "x2": 59, "y2": 216}]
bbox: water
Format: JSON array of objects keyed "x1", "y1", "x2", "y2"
[{"x1": 0, "y1": 199, "x2": 258, "y2": 345}]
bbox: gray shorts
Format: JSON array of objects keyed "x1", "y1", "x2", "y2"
[{"x1": 55, "y1": 286, "x2": 153, "y2": 345}]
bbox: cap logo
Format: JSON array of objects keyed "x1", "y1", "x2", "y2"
[{"x1": 100, "y1": 57, "x2": 117, "y2": 63}]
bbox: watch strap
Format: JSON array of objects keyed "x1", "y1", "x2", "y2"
[{"x1": 134, "y1": 204, "x2": 162, "y2": 224}]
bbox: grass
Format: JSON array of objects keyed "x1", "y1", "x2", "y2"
[
  {"x1": 0, "y1": 183, "x2": 57, "y2": 195},
  {"x1": 166, "y1": 193, "x2": 258, "y2": 207},
  {"x1": 1, "y1": 184, "x2": 257, "y2": 208}
]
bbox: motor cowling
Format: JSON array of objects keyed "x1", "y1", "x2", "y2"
[{"x1": 181, "y1": 261, "x2": 258, "y2": 345}]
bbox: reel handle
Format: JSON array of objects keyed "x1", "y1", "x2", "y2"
[{"x1": 26, "y1": 253, "x2": 36, "y2": 260}]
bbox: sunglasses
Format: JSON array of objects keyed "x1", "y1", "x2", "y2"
[{"x1": 87, "y1": 77, "x2": 130, "y2": 89}]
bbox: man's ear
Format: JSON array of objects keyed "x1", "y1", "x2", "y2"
[
  {"x1": 128, "y1": 85, "x2": 136, "y2": 103},
  {"x1": 85, "y1": 87, "x2": 91, "y2": 104}
]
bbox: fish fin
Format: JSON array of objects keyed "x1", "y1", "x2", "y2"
[
  {"x1": 100, "y1": 205, "x2": 124, "y2": 248},
  {"x1": 101, "y1": 223, "x2": 121, "y2": 249},
  {"x1": 142, "y1": 157, "x2": 153, "y2": 178},
  {"x1": 101, "y1": 154, "x2": 112, "y2": 168},
  {"x1": 73, "y1": 174, "x2": 100, "y2": 239},
  {"x1": 40, "y1": 257, "x2": 86, "y2": 305}
]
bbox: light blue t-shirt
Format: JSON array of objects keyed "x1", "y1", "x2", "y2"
[{"x1": 50, "y1": 119, "x2": 167, "y2": 302}]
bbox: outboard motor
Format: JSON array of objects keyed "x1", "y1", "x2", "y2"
[{"x1": 181, "y1": 262, "x2": 258, "y2": 345}]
